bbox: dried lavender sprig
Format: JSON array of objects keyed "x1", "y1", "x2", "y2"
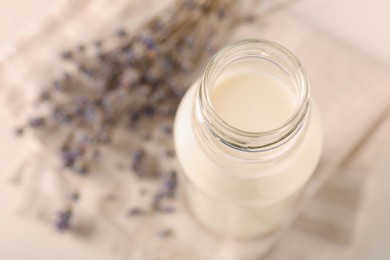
[
  {"x1": 26, "y1": 0, "x2": 244, "y2": 176},
  {"x1": 54, "y1": 209, "x2": 72, "y2": 232}
]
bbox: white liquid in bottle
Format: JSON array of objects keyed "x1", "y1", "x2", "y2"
[
  {"x1": 174, "y1": 41, "x2": 322, "y2": 239},
  {"x1": 211, "y1": 68, "x2": 295, "y2": 132}
]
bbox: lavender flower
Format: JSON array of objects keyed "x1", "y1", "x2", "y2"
[{"x1": 54, "y1": 209, "x2": 72, "y2": 232}]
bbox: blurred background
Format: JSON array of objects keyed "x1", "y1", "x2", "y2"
[{"x1": 0, "y1": 0, "x2": 389, "y2": 259}]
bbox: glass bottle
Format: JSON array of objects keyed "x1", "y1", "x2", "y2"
[{"x1": 174, "y1": 39, "x2": 322, "y2": 239}]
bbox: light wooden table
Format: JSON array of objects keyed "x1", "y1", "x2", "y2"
[{"x1": 0, "y1": 1, "x2": 389, "y2": 260}]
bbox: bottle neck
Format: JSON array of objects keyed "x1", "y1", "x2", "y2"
[{"x1": 193, "y1": 39, "x2": 310, "y2": 163}]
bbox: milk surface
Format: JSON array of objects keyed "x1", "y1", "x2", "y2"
[{"x1": 211, "y1": 69, "x2": 295, "y2": 132}]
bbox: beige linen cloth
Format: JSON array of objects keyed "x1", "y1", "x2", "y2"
[{"x1": 1, "y1": 0, "x2": 390, "y2": 259}]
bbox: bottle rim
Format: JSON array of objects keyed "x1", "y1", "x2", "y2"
[{"x1": 196, "y1": 39, "x2": 310, "y2": 152}]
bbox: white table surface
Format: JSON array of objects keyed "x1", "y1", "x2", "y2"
[{"x1": 0, "y1": 1, "x2": 389, "y2": 259}]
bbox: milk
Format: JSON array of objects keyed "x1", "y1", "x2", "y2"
[
  {"x1": 211, "y1": 68, "x2": 295, "y2": 132},
  {"x1": 174, "y1": 64, "x2": 322, "y2": 239}
]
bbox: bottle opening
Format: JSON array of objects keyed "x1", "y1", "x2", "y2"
[
  {"x1": 196, "y1": 39, "x2": 310, "y2": 152},
  {"x1": 210, "y1": 62, "x2": 297, "y2": 133}
]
